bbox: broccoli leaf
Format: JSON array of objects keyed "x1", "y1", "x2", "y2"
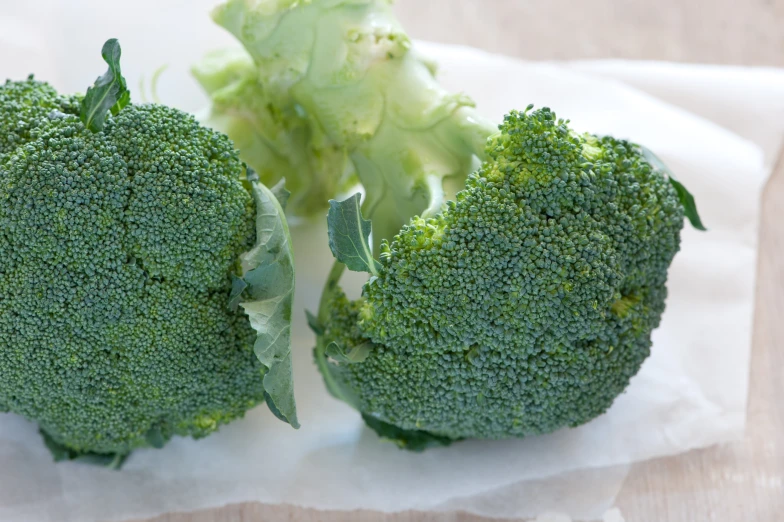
[
  {"x1": 639, "y1": 145, "x2": 706, "y2": 231},
  {"x1": 40, "y1": 430, "x2": 71, "y2": 462},
  {"x1": 40, "y1": 430, "x2": 128, "y2": 470},
  {"x1": 360, "y1": 414, "x2": 458, "y2": 452},
  {"x1": 239, "y1": 180, "x2": 299, "y2": 428},
  {"x1": 270, "y1": 178, "x2": 291, "y2": 211},
  {"x1": 75, "y1": 453, "x2": 127, "y2": 469},
  {"x1": 327, "y1": 193, "x2": 381, "y2": 275},
  {"x1": 305, "y1": 310, "x2": 324, "y2": 335},
  {"x1": 80, "y1": 38, "x2": 130, "y2": 132},
  {"x1": 667, "y1": 177, "x2": 707, "y2": 231},
  {"x1": 144, "y1": 424, "x2": 166, "y2": 449},
  {"x1": 325, "y1": 340, "x2": 373, "y2": 364},
  {"x1": 263, "y1": 391, "x2": 290, "y2": 425},
  {"x1": 228, "y1": 274, "x2": 248, "y2": 312}
]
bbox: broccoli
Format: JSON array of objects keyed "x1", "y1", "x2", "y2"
[
  {"x1": 194, "y1": 0, "x2": 496, "y2": 248},
  {"x1": 313, "y1": 106, "x2": 704, "y2": 449},
  {"x1": 0, "y1": 77, "x2": 80, "y2": 162},
  {"x1": 0, "y1": 40, "x2": 298, "y2": 467}
]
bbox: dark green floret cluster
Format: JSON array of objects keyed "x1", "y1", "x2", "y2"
[
  {"x1": 0, "y1": 78, "x2": 263, "y2": 460},
  {"x1": 317, "y1": 106, "x2": 688, "y2": 446},
  {"x1": 0, "y1": 77, "x2": 80, "y2": 162},
  {"x1": 0, "y1": 41, "x2": 298, "y2": 466}
]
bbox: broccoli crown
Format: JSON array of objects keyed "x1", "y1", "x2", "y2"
[
  {"x1": 320, "y1": 107, "x2": 685, "y2": 442},
  {"x1": 0, "y1": 80, "x2": 269, "y2": 458}
]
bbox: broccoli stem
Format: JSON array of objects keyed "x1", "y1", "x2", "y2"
[
  {"x1": 318, "y1": 261, "x2": 347, "y2": 324},
  {"x1": 314, "y1": 261, "x2": 353, "y2": 404}
]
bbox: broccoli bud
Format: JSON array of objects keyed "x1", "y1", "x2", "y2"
[{"x1": 315, "y1": 106, "x2": 702, "y2": 448}]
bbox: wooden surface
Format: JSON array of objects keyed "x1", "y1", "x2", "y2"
[
  {"x1": 140, "y1": 2, "x2": 784, "y2": 521},
  {"x1": 396, "y1": 0, "x2": 784, "y2": 67}
]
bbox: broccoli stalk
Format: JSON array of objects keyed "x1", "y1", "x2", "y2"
[
  {"x1": 314, "y1": 106, "x2": 705, "y2": 448},
  {"x1": 194, "y1": 0, "x2": 496, "y2": 249},
  {"x1": 0, "y1": 39, "x2": 298, "y2": 467}
]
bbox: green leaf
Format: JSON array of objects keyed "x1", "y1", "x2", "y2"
[
  {"x1": 245, "y1": 164, "x2": 260, "y2": 182},
  {"x1": 238, "y1": 180, "x2": 299, "y2": 428},
  {"x1": 361, "y1": 414, "x2": 458, "y2": 452},
  {"x1": 325, "y1": 340, "x2": 373, "y2": 364},
  {"x1": 75, "y1": 453, "x2": 128, "y2": 470},
  {"x1": 305, "y1": 309, "x2": 324, "y2": 335},
  {"x1": 639, "y1": 145, "x2": 707, "y2": 231},
  {"x1": 39, "y1": 429, "x2": 128, "y2": 469},
  {"x1": 80, "y1": 38, "x2": 131, "y2": 132},
  {"x1": 270, "y1": 178, "x2": 291, "y2": 211},
  {"x1": 144, "y1": 424, "x2": 166, "y2": 449},
  {"x1": 228, "y1": 274, "x2": 248, "y2": 312},
  {"x1": 668, "y1": 177, "x2": 707, "y2": 231},
  {"x1": 40, "y1": 429, "x2": 71, "y2": 462},
  {"x1": 263, "y1": 391, "x2": 289, "y2": 424},
  {"x1": 327, "y1": 193, "x2": 381, "y2": 275}
]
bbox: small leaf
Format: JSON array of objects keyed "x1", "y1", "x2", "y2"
[
  {"x1": 245, "y1": 164, "x2": 260, "y2": 182},
  {"x1": 238, "y1": 180, "x2": 299, "y2": 428},
  {"x1": 270, "y1": 178, "x2": 291, "y2": 211},
  {"x1": 639, "y1": 145, "x2": 706, "y2": 231},
  {"x1": 110, "y1": 90, "x2": 130, "y2": 116},
  {"x1": 361, "y1": 414, "x2": 458, "y2": 452},
  {"x1": 40, "y1": 429, "x2": 71, "y2": 462},
  {"x1": 74, "y1": 453, "x2": 128, "y2": 470},
  {"x1": 263, "y1": 391, "x2": 289, "y2": 424},
  {"x1": 144, "y1": 424, "x2": 166, "y2": 449},
  {"x1": 668, "y1": 177, "x2": 707, "y2": 231},
  {"x1": 39, "y1": 429, "x2": 128, "y2": 470},
  {"x1": 325, "y1": 340, "x2": 373, "y2": 364},
  {"x1": 305, "y1": 310, "x2": 324, "y2": 335},
  {"x1": 228, "y1": 274, "x2": 248, "y2": 311},
  {"x1": 80, "y1": 38, "x2": 131, "y2": 132},
  {"x1": 327, "y1": 193, "x2": 381, "y2": 275}
]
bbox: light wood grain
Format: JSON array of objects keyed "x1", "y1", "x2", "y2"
[
  {"x1": 138, "y1": 2, "x2": 784, "y2": 521},
  {"x1": 394, "y1": 0, "x2": 784, "y2": 66}
]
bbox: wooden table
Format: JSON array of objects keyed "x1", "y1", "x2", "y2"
[{"x1": 140, "y1": 2, "x2": 784, "y2": 520}]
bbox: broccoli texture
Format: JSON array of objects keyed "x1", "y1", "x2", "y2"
[
  {"x1": 315, "y1": 106, "x2": 694, "y2": 447},
  {"x1": 0, "y1": 77, "x2": 79, "y2": 162},
  {"x1": 0, "y1": 41, "x2": 298, "y2": 465}
]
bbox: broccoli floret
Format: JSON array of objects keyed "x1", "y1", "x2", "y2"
[
  {"x1": 0, "y1": 76, "x2": 79, "y2": 162},
  {"x1": 0, "y1": 40, "x2": 298, "y2": 465},
  {"x1": 315, "y1": 106, "x2": 698, "y2": 447}
]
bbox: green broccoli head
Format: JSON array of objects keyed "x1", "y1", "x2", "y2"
[
  {"x1": 315, "y1": 106, "x2": 695, "y2": 447},
  {"x1": 0, "y1": 41, "x2": 298, "y2": 466}
]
